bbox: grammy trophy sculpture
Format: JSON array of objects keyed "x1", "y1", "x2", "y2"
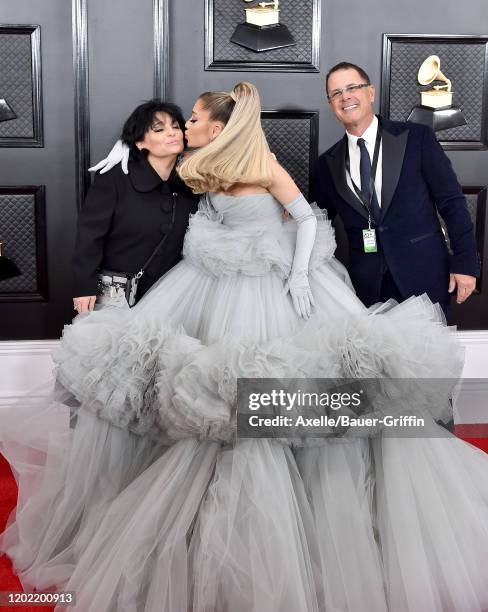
[
  {"x1": 407, "y1": 55, "x2": 467, "y2": 131},
  {"x1": 231, "y1": 0, "x2": 296, "y2": 52}
]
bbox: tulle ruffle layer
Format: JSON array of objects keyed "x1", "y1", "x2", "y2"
[
  {"x1": 0, "y1": 401, "x2": 167, "y2": 592},
  {"x1": 53, "y1": 291, "x2": 462, "y2": 443},
  {"x1": 182, "y1": 205, "x2": 336, "y2": 278},
  {"x1": 3, "y1": 414, "x2": 488, "y2": 612}
]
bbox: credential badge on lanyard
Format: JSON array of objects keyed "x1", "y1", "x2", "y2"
[{"x1": 345, "y1": 122, "x2": 382, "y2": 254}]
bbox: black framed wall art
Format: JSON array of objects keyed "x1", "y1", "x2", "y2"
[
  {"x1": 0, "y1": 186, "x2": 48, "y2": 302},
  {"x1": 261, "y1": 111, "x2": 318, "y2": 197},
  {"x1": 381, "y1": 34, "x2": 488, "y2": 150},
  {"x1": 205, "y1": 0, "x2": 320, "y2": 72},
  {"x1": 0, "y1": 24, "x2": 43, "y2": 147},
  {"x1": 439, "y1": 186, "x2": 487, "y2": 292},
  {"x1": 447, "y1": 186, "x2": 488, "y2": 328}
]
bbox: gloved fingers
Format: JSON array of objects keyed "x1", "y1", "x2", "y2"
[
  {"x1": 121, "y1": 150, "x2": 130, "y2": 175},
  {"x1": 88, "y1": 159, "x2": 107, "y2": 173},
  {"x1": 98, "y1": 160, "x2": 116, "y2": 175},
  {"x1": 308, "y1": 288, "x2": 316, "y2": 308},
  {"x1": 297, "y1": 294, "x2": 309, "y2": 320},
  {"x1": 300, "y1": 294, "x2": 311, "y2": 319},
  {"x1": 291, "y1": 293, "x2": 299, "y2": 317},
  {"x1": 89, "y1": 140, "x2": 129, "y2": 175},
  {"x1": 291, "y1": 293, "x2": 303, "y2": 319}
]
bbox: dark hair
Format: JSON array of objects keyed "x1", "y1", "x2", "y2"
[
  {"x1": 325, "y1": 62, "x2": 371, "y2": 93},
  {"x1": 121, "y1": 99, "x2": 186, "y2": 148}
]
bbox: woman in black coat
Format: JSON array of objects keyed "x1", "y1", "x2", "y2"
[{"x1": 72, "y1": 100, "x2": 198, "y2": 314}]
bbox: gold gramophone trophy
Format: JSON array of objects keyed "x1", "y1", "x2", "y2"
[
  {"x1": 231, "y1": 0, "x2": 295, "y2": 52},
  {"x1": 407, "y1": 55, "x2": 466, "y2": 131}
]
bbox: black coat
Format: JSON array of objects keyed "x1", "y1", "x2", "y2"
[
  {"x1": 312, "y1": 117, "x2": 480, "y2": 308},
  {"x1": 73, "y1": 152, "x2": 199, "y2": 299}
]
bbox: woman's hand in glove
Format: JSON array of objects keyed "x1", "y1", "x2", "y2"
[
  {"x1": 89, "y1": 140, "x2": 130, "y2": 175},
  {"x1": 285, "y1": 270, "x2": 315, "y2": 319}
]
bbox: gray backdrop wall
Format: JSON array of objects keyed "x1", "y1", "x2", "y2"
[{"x1": 0, "y1": 0, "x2": 487, "y2": 337}]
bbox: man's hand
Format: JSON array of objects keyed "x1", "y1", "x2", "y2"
[
  {"x1": 73, "y1": 295, "x2": 96, "y2": 314},
  {"x1": 448, "y1": 273, "x2": 476, "y2": 304}
]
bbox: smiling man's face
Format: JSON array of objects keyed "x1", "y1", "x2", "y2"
[{"x1": 326, "y1": 67, "x2": 375, "y2": 135}]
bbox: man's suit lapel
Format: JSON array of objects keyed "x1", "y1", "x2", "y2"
[
  {"x1": 325, "y1": 135, "x2": 369, "y2": 220},
  {"x1": 380, "y1": 119, "x2": 409, "y2": 221}
]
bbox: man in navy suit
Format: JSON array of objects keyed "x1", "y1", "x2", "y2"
[{"x1": 312, "y1": 61, "x2": 480, "y2": 317}]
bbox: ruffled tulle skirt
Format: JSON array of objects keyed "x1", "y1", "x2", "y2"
[{"x1": 1, "y1": 211, "x2": 488, "y2": 611}]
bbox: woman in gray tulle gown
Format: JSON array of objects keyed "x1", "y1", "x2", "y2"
[{"x1": 1, "y1": 82, "x2": 488, "y2": 612}]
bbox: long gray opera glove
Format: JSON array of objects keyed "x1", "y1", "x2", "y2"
[
  {"x1": 283, "y1": 193, "x2": 317, "y2": 320},
  {"x1": 88, "y1": 140, "x2": 130, "y2": 175}
]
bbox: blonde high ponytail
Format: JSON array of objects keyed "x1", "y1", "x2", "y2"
[{"x1": 178, "y1": 82, "x2": 273, "y2": 193}]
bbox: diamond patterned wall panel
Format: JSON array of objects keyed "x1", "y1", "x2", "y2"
[
  {"x1": 261, "y1": 112, "x2": 318, "y2": 198},
  {"x1": 207, "y1": 0, "x2": 319, "y2": 70},
  {"x1": 0, "y1": 26, "x2": 42, "y2": 147},
  {"x1": 0, "y1": 188, "x2": 47, "y2": 298},
  {"x1": 465, "y1": 192, "x2": 480, "y2": 228},
  {"x1": 0, "y1": 33, "x2": 33, "y2": 138},
  {"x1": 383, "y1": 37, "x2": 488, "y2": 147}
]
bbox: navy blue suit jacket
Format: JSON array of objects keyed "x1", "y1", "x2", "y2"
[{"x1": 312, "y1": 117, "x2": 480, "y2": 307}]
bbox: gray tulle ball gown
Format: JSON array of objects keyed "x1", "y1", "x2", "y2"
[{"x1": 1, "y1": 192, "x2": 488, "y2": 612}]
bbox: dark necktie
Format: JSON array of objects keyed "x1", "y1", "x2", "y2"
[{"x1": 357, "y1": 137, "x2": 380, "y2": 222}]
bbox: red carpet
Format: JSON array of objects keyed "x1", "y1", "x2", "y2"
[
  {"x1": 0, "y1": 454, "x2": 54, "y2": 612},
  {"x1": 454, "y1": 424, "x2": 488, "y2": 453},
  {"x1": 0, "y1": 432, "x2": 487, "y2": 610}
]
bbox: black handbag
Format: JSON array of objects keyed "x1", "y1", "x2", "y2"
[{"x1": 97, "y1": 192, "x2": 177, "y2": 307}]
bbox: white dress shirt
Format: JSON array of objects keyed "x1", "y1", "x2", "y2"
[{"x1": 345, "y1": 115, "x2": 383, "y2": 207}]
